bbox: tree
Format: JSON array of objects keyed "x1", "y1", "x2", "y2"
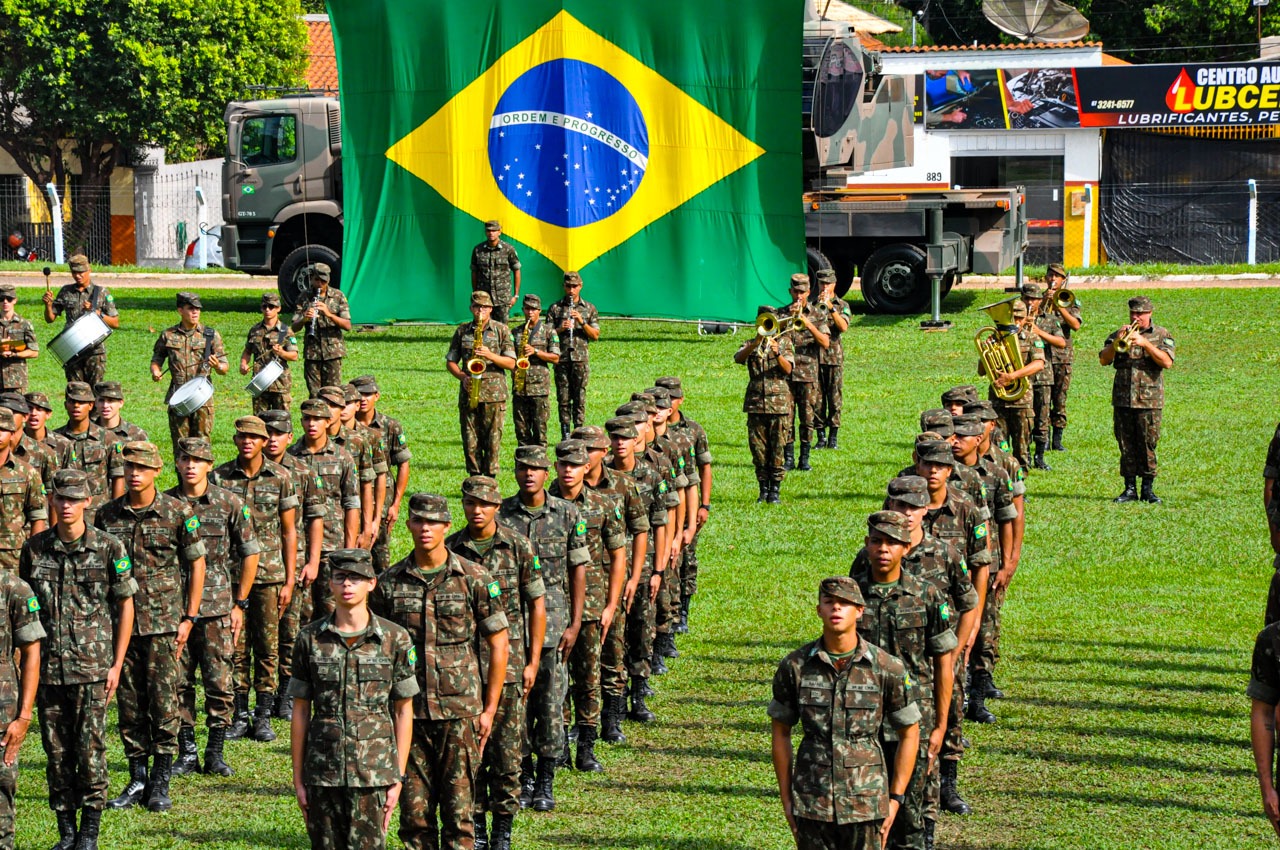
[{"x1": 0, "y1": 0, "x2": 308, "y2": 256}]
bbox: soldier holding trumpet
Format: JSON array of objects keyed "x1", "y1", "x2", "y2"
[
  {"x1": 1042, "y1": 264, "x2": 1082, "y2": 452},
  {"x1": 735, "y1": 304, "x2": 795, "y2": 504}
]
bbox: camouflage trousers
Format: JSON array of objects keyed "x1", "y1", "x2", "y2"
[
  {"x1": 787, "y1": 379, "x2": 818, "y2": 445},
  {"x1": 971, "y1": 580, "x2": 1003, "y2": 678},
  {"x1": 526, "y1": 649, "x2": 569, "y2": 759},
  {"x1": 0, "y1": 377, "x2": 26, "y2": 394},
  {"x1": 279, "y1": 576, "x2": 313, "y2": 683},
  {"x1": 681, "y1": 531, "x2": 701, "y2": 599},
  {"x1": 655, "y1": 556, "x2": 678, "y2": 636},
  {"x1": 400, "y1": 718, "x2": 480, "y2": 850},
  {"x1": 39, "y1": 681, "x2": 109, "y2": 812},
  {"x1": 459, "y1": 400, "x2": 505, "y2": 477},
  {"x1": 601, "y1": 600, "x2": 629, "y2": 698},
  {"x1": 554, "y1": 360, "x2": 590, "y2": 436},
  {"x1": 1113, "y1": 406, "x2": 1162, "y2": 478},
  {"x1": 234, "y1": 583, "x2": 282, "y2": 696},
  {"x1": 511, "y1": 395, "x2": 550, "y2": 448},
  {"x1": 746, "y1": 413, "x2": 787, "y2": 483},
  {"x1": 487, "y1": 289, "x2": 513, "y2": 326},
  {"x1": 625, "y1": 564, "x2": 658, "y2": 680},
  {"x1": 306, "y1": 784, "x2": 389, "y2": 850},
  {"x1": 942, "y1": 653, "x2": 966, "y2": 763},
  {"x1": 64, "y1": 352, "x2": 106, "y2": 387},
  {"x1": 1031, "y1": 384, "x2": 1053, "y2": 441},
  {"x1": 252, "y1": 390, "x2": 292, "y2": 416},
  {"x1": 1049, "y1": 356, "x2": 1073, "y2": 428},
  {"x1": 119, "y1": 633, "x2": 181, "y2": 758},
  {"x1": 0, "y1": 740, "x2": 13, "y2": 850},
  {"x1": 564, "y1": 620, "x2": 603, "y2": 730},
  {"x1": 474, "y1": 682, "x2": 525, "y2": 817},
  {"x1": 883, "y1": 732, "x2": 930, "y2": 850},
  {"x1": 993, "y1": 402, "x2": 1033, "y2": 469},
  {"x1": 179, "y1": 614, "x2": 236, "y2": 729},
  {"x1": 794, "y1": 818, "x2": 881, "y2": 850},
  {"x1": 816, "y1": 363, "x2": 844, "y2": 430},
  {"x1": 304, "y1": 358, "x2": 343, "y2": 399},
  {"x1": 373, "y1": 520, "x2": 393, "y2": 575},
  {"x1": 168, "y1": 404, "x2": 214, "y2": 458}
]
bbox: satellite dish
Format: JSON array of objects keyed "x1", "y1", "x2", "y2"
[{"x1": 982, "y1": 0, "x2": 1091, "y2": 42}]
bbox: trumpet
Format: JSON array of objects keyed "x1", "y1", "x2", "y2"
[
  {"x1": 974, "y1": 296, "x2": 1029, "y2": 403},
  {"x1": 1037, "y1": 285, "x2": 1075, "y2": 317},
  {"x1": 1113, "y1": 323, "x2": 1141, "y2": 354},
  {"x1": 513, "y1": 322, "x2": 531, "y2": 394},
  {"x1": 466, "y1": 322, "x2": 486, "y2": 409}
]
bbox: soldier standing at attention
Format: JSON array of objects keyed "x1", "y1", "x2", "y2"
[
  {"x1": 371, "y1": 493, "x2": 510, "y2": 850},
  {"x1": 2, "y1": 394, "x2": 56, "y2": 494},
  {"x1": 471, "y1": 220, "x2": 522, "y2": 325},
  {"x1": 292, "y1": 263, "x2": 351, "y2": 397},
  {"x1": 447, "y1": 291, "x2": 516, "y2": 478},
  {"x1": 735, "y1": 306, "x2": 794, "y2": 504},
  {"x1": 780, "y1": 273, "x2": 829, "y2": 473},
  {"x1": 168, "y1": 438, "x2": 260, "y2": 777},
  {"x1": 547, "y1": 272, "x2": 600, "y2": 441},
  {"x1": 982, "y1": 299, "x2": 1044, "y2": 470},
  {"x1": 769, "y1": 577, "x2": 920, "y2": 850},
  {"x1": 42, "y1": 254, "x2": 119, "y2": 386},
  {"x1": 54, "y1": 382, "x2": 124, "y2": 525},
  {"x1": 23, "y1": 391, "x2": 68, "y2": 459},
  {"x1": 0, "y1": 407, "x2": 46, "y2": 573},
  {"x1": 1100, "y1": 295, "x2": 1175, "y2": 504},
  {"x1": 447, "y1": 476, "x2": 545, "y2": 850},
  {"x1": 92, "y1": 382, "x2": 148, "y2": 444},
  {"x1": 510, "y1": 294, "x2": 560, "y2": 449},
  {"x1": 150, "y1": 291, "x2": 229, "y2": 449},
  {"x1": 0, "y1": 517, "x2": 42, "y2": 850},
  {"x1": 811, "y1": 270, "x2": 848, "y2": 450},
  {"x1": 317, "y1": 385, "x2": 376, "y2": 549},
  {"x1": 1248, "y1": 621, "x2": 1280, "y2": 837},
  {"x1": 655, "y1": 376, "x2": 712, "y2": 635},
  {"x1": 95, "y1": 441, "x2": 206, "y2": 815},
  {"x1": 341, "y1": 383, "x2": 388, "y2": 549},
  {"x1": 290, "y1": 548, "x2": 417, "y2": 850},
  {"x1": 241, "y1": 291, "x2": 299, "y2": 414},
  {"x1": 1021, "y1": 283, "x2": 1065, "y2": 471},
  {"x1": 352, "y1": 375, "x2": 413, "y2": 574},
  {"x1": 24, "y1": 470, "x2": 133, "y2": 850},
  {"x1": 1043, "y1": 265, "x2": 1081, "y2": 451},
  {"x1": 0, "y1": 282, "x2": 38, "y2": 393}
]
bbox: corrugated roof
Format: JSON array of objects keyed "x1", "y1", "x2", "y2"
[
  {"x1": 305, "y1": 18, "x2": 338, "y2": 92},
  {"x1": 880, "y1": 40, "x2": 1098, "y2": 53}
]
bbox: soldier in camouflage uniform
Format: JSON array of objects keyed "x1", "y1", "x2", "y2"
[
  {"x1": 0, "y1": 282, "x2": 38, "y2": 393},
  {"x1": 317, "y1": 386, "x2": 376, "y2": 548},
  {"x1": 779, "y1": 274, "x2": 830, "y2": 473},
  {"x1": 352, "y1": 375, "x2": 413, "y2": 574},
  {"x1": 510, "y1": 294, "x2": 560, "y2": 449},
  {"x1": 0, "y1": 512, "x2": 42, "y2": 850},
  {"x1": 241, "y1": 291, "x2": 299, "y2": 414},
  {"x1": 1, "y1": 394, "x2": 56, "y2": 493},
  {"x1": 735, "y1": 305, "x2": 795, "y2": 504},
  {"x1": 811, "y1": 270, "x2": 848, "y2": 450},
  {"x1": 292, "y1": 263, "x2": 351, "y2": 397},
  {"x1": 1248, "y1": 620, "x2": 1280, "y2": 834},
  {"x1": 23, "y1": 391, "x2": 69, "y2": 460},
  {"x1": 340, "y1": 383, "x2": 388, "y2": 548},
  {"x1": 547, "y1": 272, "x2": 600, "y2": 441},
  {"x1": 911, "y1": 414, "x2": 991, "y2": 535},
  {"x1": 290, "y1": 548, "x2": 418, "y2": 850},
  {"x1": 54, "y1": 382, "x2": 124, "y2": 525},
  {"x1": 1044, "y1": 264, "x2": 1082, "y2": 452},
  {"x1": 497, "y1": 444, "x2": 588, "y2": 814},
  {"x1": 982, "y1": 300, "x2": 1045, "y2": 470},
  {"x1": 656, "y1": 376, "x2": 713, "y2": 635},
  {"x1": 95, "y1": 441, "x2": 207, "y2": 814},
  {"x1": 769, "y1": 576, "x2": 921, "y2": 849},
  {"x1": 1100, "y1": 295, "x2": 1175, "y2": 504},
  {"x1": 41, "y1": 254, "x2": 119, "y2": 386},
  {"x1": 150, "y1": 291, "x2": 229, "y2": 450},
  {"x1": 1021, "y1": 284, "x2": 1065, "y2": 471},
  {"x1": 26, "y1": 469, "x2": 135, "y2": 850},
  {"x1": 0, "y1": 407, "x2": 46, "y2": 573},
  {"x1": 168, "y1": 437, "x2": 261, "y2": 777},
  {"x1": 447, "y1": 291, "x2": 516, "y2": 477},
  {"x1": 91, "y1": 381, "x2": 148, "y2": 444},
  {"x1": 471, "y1": 220, "x2": 522, "y2": 325},
  {"x1": 446, "y1": 476, "x2": 545, "y2": 850},
  {"x1": 370, "y1": 493, "x2": 511, "y2": 850}
]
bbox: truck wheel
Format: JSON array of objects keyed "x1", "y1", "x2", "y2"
[
  {"x1": 278, "y1": 245, "x2": 341, "y2": 311},
  {"x1": 805, "y1": 246, "x2": 833, "y2": 292},
  {"x1": 860, "y1": 243, "x2": 929, "y2": 314}
]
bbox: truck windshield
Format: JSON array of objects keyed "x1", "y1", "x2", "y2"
[
  {"x1": 240, "y1": 114, "x2": 297, "y2": 166},
  {"x1": 814, "y1": 42, "x2": 863, "y2": 138}
]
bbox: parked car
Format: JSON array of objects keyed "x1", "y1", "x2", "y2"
[{"x1": 184, "y1": 225, "x2": 224, "y2": 268}]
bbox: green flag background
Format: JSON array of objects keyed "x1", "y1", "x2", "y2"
[{"x1": 328, "y1": 0, "x2": 801, "y2": 324}]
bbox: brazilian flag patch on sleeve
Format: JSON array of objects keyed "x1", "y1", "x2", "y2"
[
  {"x1": 658, "y1": 481, "x2": 668, "y2": 494},
  {"x1": 574, "y1": 520, "x2": 586, "y2": 536},
  {"x1": 289, "y1": 336, "x2": 297, "y2": 345},
  {"x1": 940, "y1": 602, "x2": 951, "y2": 621},
  {"x1": 532, "y1": 556, "x2": 542, "y2": 571},
  {"x1": 242, "y1": 506, "x2": 251, "y2": 521},
  {"x1": 974, "y1": 522, "x2": 988, "y2": 540},
  {"x1": 26, "y1": 597, "x2": 39, "y2": 613},
  {"x1": 114, "y1": 557, "x2": 130, "y2": 574},
  {"x1": 613, "y1": 505, "x2": 622, "y2": 520},
  {"x1": 487, "y1": 581, "x2": 501, "y2": 598},
  {"x1": 960, "y1": 560, "x2": 969, "y2": 575},
  {"x1": 184, "y1": 515, "x2": 201, "y2": 533},
  {"x1": 407, "y1": 645, "x2": 417, "y2": 667}
]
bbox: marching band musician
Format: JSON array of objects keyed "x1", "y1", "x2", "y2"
[
  {"x1": 0, "y1": 283, "x2": 38, "y2": 393},
  {"x1": 291, "y1": 264, "x2": 350, "y2": 398},
  {"x1": 150, "y1": 292, "x2": 228, "y2": 450},
  {"x1": 548, "y1": 272, "x2": 600, "y2": 442},
  {"x1": 241, "y1": 292, "x2": 299, "y2": 414},
  {"x1": 980, "y1": 299, "x2": 1044, "y2": 470},
  {"x1": 42, "y1": 255, "x2": 118, "y2": 386},
  {"x1": 1043, "y1": 264, "x2": 1081, "y2": 452},
  {"x1": 779, "y1": 274, "x2": 829, "y2": 473},
  {"x1": 510, "y1": 293, "x2": 560, "y2": 449},
  {"x1": 735, "y1": 305, "x2": 794, "y2": 504},
  {"x1": 446, "y1": 291, "x2": 515, "y2": 477},
  {"x1": 1020, "y1": 284, "x2": 1065, "y2": 471}
]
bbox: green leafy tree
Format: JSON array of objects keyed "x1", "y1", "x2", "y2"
[{"x1": 0, "y1": 0, "x2": 307, "y2": 255}]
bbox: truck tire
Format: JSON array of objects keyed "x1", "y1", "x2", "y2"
[
  {"x1": 278, "y1": 245, "x2": 341, "y2": 311},
  {"x1": 860, "y1": 243, "x2": 929, "y2": 314},
  {"x1": 805, "y1": 246, "x2": 833, "y2": 291}
]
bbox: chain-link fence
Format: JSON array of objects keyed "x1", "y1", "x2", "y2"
[{"x1": 0, "y1": 176, "x2": 116, "y2": 264}]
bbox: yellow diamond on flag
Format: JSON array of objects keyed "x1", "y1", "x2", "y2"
[{"x1": 386, "y1": 10, "x2": 765, "y2": 272}]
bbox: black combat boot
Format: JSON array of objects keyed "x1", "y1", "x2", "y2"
[
  {"x1": 556, "y1": 730, "x2": 572, "y2": 768},
  {"x1": 51, "y1": 809, "x2": 77, "y2": 850},
  {"x1": 1113, "y1": 477, "x2": 1139, "y2": 503},
  {"x1": 601, "y1": 694, "x2": 626, "y2": 744},
  {"x1": 203, "y1": 726, "x2": 233, "y2": 777},
  {"x1": 924, "y1": 818, "x2": 936, "y2": 850},
  {"x1": 532, "y1": 757, "x2": 556, "y2": 811},
  {"x1": 657, "y1": 632, "x2": 679, "y2": 659},
  {"x1": 766, "y1": 480, "x2": 781, "y2": 504},
  {"x1": 73, "y1": 808, "x2": 100, "y2": 850},
  {"x1": 172, "y1": 727, "x2": 200, "y2": 776},
  {"x1": 676, "y1": 594, "x2": 690, "y2": 634},
  {"x1": 518, "y1": 755, "x2": 536, "y2": 809},
  {"x1": 650, "y1": 649, "x2": 668, "y2": 676},
  {"x1": 145, "y1": 753, "x2": 173, "y2": 812},
  {"x1": 827, "y1": 427, "x2": 839, "y2": 450},
  {"x1": 756, "y1": 479, "x2": 768, "y2": 503},
  {"x1": 490, "y1": 813, "x2": 514, "y2": 850},
  {"x1": 575, "y1": 725, "x2": 603, "y2": 772},
  {"x1": 965, "y1": 671, "x2": 996, "y2": 724},
  {"x1": 985, "y1": 676, "x2": 1005, "y2": 700},
  {"x1": 629, "y1": 677, "x2": 655, "y2": 722},
  {"x1": 226, "y1": 692, "x2": 250, "y2": 740},
  {"x1": 639, "y1": 678, "x2": 656, "y2": 697},
  {"x1": 275, "y1": 685, "x2": 294, "y2": 721},
  {"x1": 783, "y1": 443, "x2": 794, "y2": 471},
  {"x1": 106, "y1": 757, "x2": 148, "y2": 810},
  {"x1": 1050, "y1": 426, "x2": 1065, "y2": 451},
  {"x1": 814, "y1": 427, "x2": 826, "y2": 448},
  {"x1": 1033, "y1": 439, "x2": 1051, "y2": 470},
  {"x1": 796, "y1": 441, "x2": 812, "y2": 471},
  {"x1": 253, "y1": 693, "x2": 278, "y2": 742},
  {"x1": 940, "y1": 759, "x2": 973, "y2": 815},
  {"x1": 474, "y1": 814, "x2": 489, "y2": 850},
  {"x1": 1140, "y1": 476, "x2": 1162, "y2": 504}
]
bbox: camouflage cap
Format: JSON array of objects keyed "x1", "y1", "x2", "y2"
[
  {"x1": 310, "y1": 263, "x2": 331, "y2": 281},
  {"x1": 407, "y1": 492, "x2": 451, "y2": 523},
  {"x1": 316, "y1": 385, "x2": 346, "y2": 408},
  {"x1": 0, "y1": 392, "x2": 29, "y2": 415},
  {"x1": 1128, "y1": 295, "x2": 1154, "y2": 313},
  {"x1": 564, "y1": 271, "x2": 582, "y2": 283},
  {"x1": 23, "y1": 391, "x2": 52, "y2": 412},
  {"x1": 819, "y1": 576, "x2": 864, "y2": 606},
  {"x1": 261, "y1": 291, "x2": 281, "y2": 307},
  {"x1": 952, "y1": 413, "x2": 984, "y2": 437},
  {"x1": 915, "y1": 439, "x2": 956, "y2": 467},
  {"x1": 1022, "y1": 283, "x2": 1045, "y2": 299},
  {"x1": 176, "y1": 291, "x2": 203, "y2": 309},
  {"x1": 484, "y1": 220, "x2": 502, "y2": 231},
  {"x1": 963, "y1": 400, "x2": 1000, "y2": 422},
  {"x1": 65, "y1": 382, "x2": 94, "y2": 403},
  {"x1": 259, "y1": 409, "x2": 294, "y2": 433},
  {"x1": 941, "y1": 385, "x2": 979, "y2": 407},
  {"x1": 299, "y1": 398, "x2": 331, "y2": 419},
  {"x1": 513, "y1": 444, "x2": 552, "y2": 469},
  {"x1": 68, "y1": 254, "x2": 90, "y2": 273},
  {"x1": 789, "y1": 273, "x2": 810, "y2": 290},
  {"x1": 350, "y1": 375, "x2": 380, "y2": 394},
  {"x1": 461, "y1": 475, "x2": 503, "y2": 505},
  {"x1": 471, "y1": 291, "x2": 494, "y2": 307},
  {"x1": 0, "y1": 282, "x2": 15, "y2": 297},
  {"x1": 816, "y1": 268, "x2": 837, "y2": 283},
  {"x1": 522, "y1": 293, "x2": 541, "y2": 309},
  {"x1": 342, "y1": 383, "x2": 360, "y2": 404},
  {"x1": 654, "y1": 376, "x2": 684, "y2": 398},
  {"x1": 555, "y1": 439, "x2": 589, "y2": 466},
  {"x1": 919, "y1": 409, "x2": 954, "y2": 438},
  {"x1": 886, "y1": 475, "x2": 929, "y2": 508},
  {"x1": 604, "y1": 416, "x2": 639, "y2": 439},
  {"x1": 1011, "y1": 300, "x2": 1029, "y2": 318},
  {"x1": 645, "y1": 387, "x2": 672, "y2": 409},
  {"x1": 122, "y1": 441, "x2": 164, "y2": 470},
  {"x1": 756, "y1": 304, "x2": 776, "y2": 317},
  {"x1": 1046, "y1": 263, "x2": 1067, "y2": 279},
  {"x1": 328, "y1": 548, "x2": 376, "y2": 579},
  {"x1": 868, "y1": 510, "x2": 912, "y2": 544},
  {"x1": 234, "y1": 415, "x2": 269, "y2": 438},
  {"x1": 93, "y1": 381, "x2": 124, "y2": 401},
  {"x1": 615, "y1": 401, "x2": 647, "y2": 418},
  {"x1": 0, "y1": 408, "x2": 14, "y2": 431},
  {"x1": 176, "y1": 437, "x2": 215, "y2": 462},
  {"x1": 51, "y1": 468, "x2": 91, "y2": 500},
  {"x1": 571, "y1": 425, "x2": 610, "y2": 451}
]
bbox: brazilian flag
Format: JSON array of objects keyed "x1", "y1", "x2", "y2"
[{"x1": 327, "y1": 0, "x2": 801, "y2": 323}]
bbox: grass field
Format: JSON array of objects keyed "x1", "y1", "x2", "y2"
[{"x1": 8, "y1": 284, "x2": 1275, "y2": 849}]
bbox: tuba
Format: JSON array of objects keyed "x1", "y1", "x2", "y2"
[
  {"x1": 466, "y1": 321, "x2": 486, "y2": 409},
  {"x1": 974, "y1": 296, "x2": 1029, "y2": 403},
  {"x1": 513, "y1": 321, "x2": 531, "y2": 394}
]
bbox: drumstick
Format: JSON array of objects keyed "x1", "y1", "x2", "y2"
[{"x1": 42, "y1": 266, "x2": 50, "y2": 293}]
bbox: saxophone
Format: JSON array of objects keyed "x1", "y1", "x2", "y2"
[
  {"x1": 514, "y1": 321, "x2": 531, "y2": 394},
  {"x1": 466, "y1": 321, "x2": 486, "y2": 409}
]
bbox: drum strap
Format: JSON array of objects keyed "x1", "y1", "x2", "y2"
[
  {"x1": 202, "y1": 327, "x2": 215, "y2": 370},
  {"x1": 88, "y1": 285, "x2": 102, "y2": 313}
]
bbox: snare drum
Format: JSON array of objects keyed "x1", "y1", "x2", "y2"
[
  {"x1": 245, "y1": 360, "x2": 285, "y2": 397},
  {"x1": 169, "y1": 377, "x2": 214, "y2": 417},
  {"x1": 49, "y1": 312, "x2": 111, "y2": 364}
]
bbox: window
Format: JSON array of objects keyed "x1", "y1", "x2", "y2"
[
  {"x1": 240, "y1": 115, "x2": 297, "y2": 167},
  {"x1": 814, "y1": 42, "x2": 863, "y2": 138}
]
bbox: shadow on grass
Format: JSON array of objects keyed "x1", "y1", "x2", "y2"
[
  {"x1": 1020, "y1": 653, "x2": 1240, "y2": 677},
  {"x1": 1048, "y1": 723, "x2": 1247, "y2": 750},
  {"x1": 1009, "y1": 788, "x2": 1256, "y2": 819},
  {"x1": 543, "y1": 835, "x2": 758, "y2": 850},
  {"x1": 596, "y1": 778, "x2": 775, "y2": 801},
  {"x1": 1010, "y1": 695, "x2": 1236, "y2": 720},
  {"x1": 980, "y1": 744, "x2": 1254, "y2": 779},
  {"x1": 1033, "y1": 637, "x2": 1238, "y2": 657},
  {"x1": 1024, "y1": 673, "x2": 1240, "y2": 695},
  {"x1": 143, "y1": 825, "x2": 308, "y2": 847},
  {"x1": 645, "y1": 743, "x2": 771, "y2": 764}
]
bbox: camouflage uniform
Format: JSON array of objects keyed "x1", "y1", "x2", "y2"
[
  {"x1": 296, "y1": 287, "x2": 350, "y2": 397},
  {"x1": 49, "y1": 282, "x2": 117, "y2": 385},
  {"x1": 287, "y1": 438, "x2": 360, "y2": 616},
  {"x1": 0, "y1": 313, "x2": 37, "y2": 392},
  {"x1": 586, "y1": 466, "x2": 649, "y2": 704},
  {"x1": 24, "y1": 525, "x2": 135, "y2": 813},
  {"x1": 470, "y1": 238, "x2": 521, "y2": 326},
  {"x1": 666, "y1": 410, "x2": 712, "y2": 602},
  {"x1": 1103, "y1": 323, "x2": 1175, "y2": 480},
  {"x1": 151, "y1": 322, "x2": 227, "y2": 448},
  {"x1": 14, "y1": 434, "x2": 56, "y2": 493},
  {"x1": 446, "y1": 319, "x2": 515, "y2": 476},
  {"x1": 243, "y1": 319, "x2": 298, "y2": 413},
  {"x1": 100, "y1": 420, "x2": 148, "y2": 445},
  {"x1": 94, "y1": 491, "x2": 206, "y2": 761},
  {"x1": 55, "y1": 424, "x2": 124, "y2": 526},
  {"x1": 289, "y1": 612, "x2": 419, "y2": 850},
  {"x1": 0, "y1": 568, "x2": 44, "y2": 846},
  {"x1": 1031, "y1": 312, "x2": 1061, "y2": 443},
  {"x1": 362, "y1": 409, "x2": 411, "y2": 575},
  {"x1": 547, "y1": 295, "x2": 599, "y2": 437},
  {"x1": 370, "y1": 550, "x2": 509, "y2": 850},
  {"x1": 510, "y1": 316, "x2": 559, "y2": 448},
  {"x1": 1248, "y1": 620, "x2": 1280, "y2": 711},
  {"x1": 0, "y1": 452, "x2": 46, "y2": 573},
  {"x1": 783, "y1": 300, "x2": 829, "y2": 447},
  {"x1": 816, "y1": 297, "x2": 848, "y2": 433},
  {"x1": 275, "y1": 448, "x2": 330, "y2": 687},
  {"x1": 920, "y1": 490, "x2": 993, "y2": 583},
  {"x1": 1265, "y1": 428, "x2": 1280, "y2": 621},
  {"x1": 742, "y1": 333, "x2": 795, "y2": 486},
  {"x1": 987, "y1": 325, "x2": 1045, "y2": 468},
  {"x1": 1049, "y1": 301, "x2": 1082, "y2": 429},
  {"x1": 618, "y1": 456, "x2": 670, "y2": 683}
]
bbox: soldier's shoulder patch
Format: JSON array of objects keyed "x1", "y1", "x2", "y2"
[
  {"x1": 658, "y1": 481, "x2": 668, "y2": 494},
  {"x1": 1006, "y1": 478, "x2": 1015, "y2": 491},
  {"x1": 398, "y1": 433, "x2": 407, "y2": 445},
  {"x1": 974, "y1": 522, "x2": 988, "y2": 540},
  {"x1": 487, "y1": 581, "x2": 501, "y2": 598},
  {"x1": 960, "y1": 559, "x2": 969, "y2": 575},
  {"x1": 1034, "y1": 340, "x2": 1044, "y2": 348},
  {"x1": 26, "y1": 596, "x2": 39, "y2": 613},
  {"x1": 105, "y1": 293, "x2": 114, "y2": 302},
  {"x1": 613, "y1": 505, "x2": 622, "y2": 521},
  {"x1": 940, "y1": 602, "x2": 951, "y2": 621},
  {"x1": 114, "y1": 557, "x2": 130, "y2": 574},
  {"x1": 574, "y1": 520, "x2": 586, "y2": 536},
  {"x1": 288, "y1": 336, "x2": 297, "y2": 345},
  {"x1": 999, "y1": 440, "x2": 1011, "y2": 453},
  {"x1": 114, "y1": 442, "x2": 122, "y2": 453},
  {"x1": 407, "y1": 645, "x2": 417, "y2": 667},
  {"x1": 184, "y1": 515, "x2": 200, "y2": 533},
  {"x1": 678, "y1": 457, "x2": 686, "y2": 468},
  {"x1": 532, "y1": 556, "x2": 542, "y2": 572},
  {"x1": 980, "y1": 483, "x2": 988, "y2": 499},
  {"x1": 903, "y1": 671, "x2": 913, "y2": 691},
  {"x1": 315, "y1": 475, "x2": 324, "y2": 489},
  {"x1": 242, "y1": 505, "x2": 251, "y2": 521},
  {"x1": 1163, "y1": 337, "x2": 1175, "y2": 348}
]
